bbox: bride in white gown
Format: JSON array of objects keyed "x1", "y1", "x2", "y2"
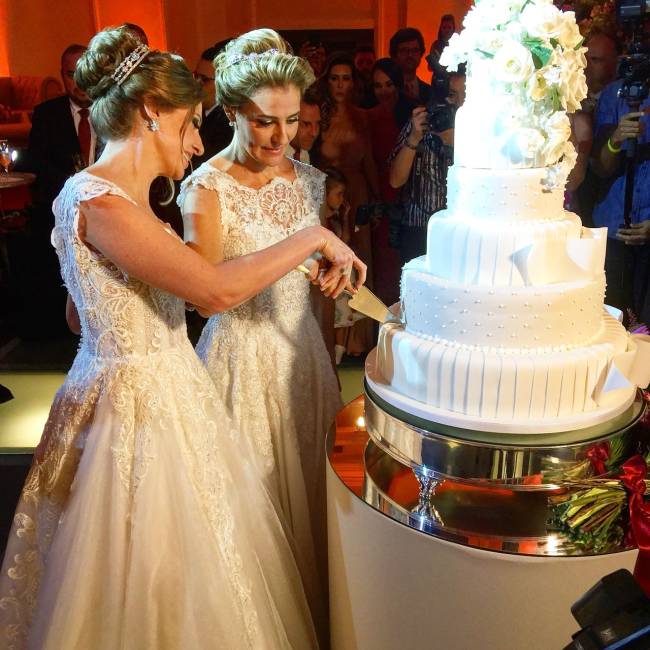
[
  {"x1": 180, "y1": 31, "x2": 341, "y2": 635},
  {"x1": 0, "y1": 28, "x2": 365, "y2": 650}
]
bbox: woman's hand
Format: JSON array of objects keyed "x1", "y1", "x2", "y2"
[
  {"x1": 314, "y1": 226, "x2": 367, "y2": 298},
  {"x1": 617, "y1": 220, "x2": 650, "y2": 245}
]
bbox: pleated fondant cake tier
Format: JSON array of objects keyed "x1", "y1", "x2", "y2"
[{"x1": 372, "y1": 0, "x2": 650, "y2": 432}]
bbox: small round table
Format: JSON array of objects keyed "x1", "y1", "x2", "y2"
[
  {"x1": 0, "y1": 172, "x2": 36, "y2": 191},
  {"x1": 0, "y1": 172, "x2": 35, "y2": 283}
]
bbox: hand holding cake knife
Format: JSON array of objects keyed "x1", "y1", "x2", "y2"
[{"x1": 296, "y1": 263, "x2": 401, "y2": 324}]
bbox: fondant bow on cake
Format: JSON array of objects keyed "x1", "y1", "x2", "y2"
[
  {"x1": 511, "y1": 227, "x2": 608, "y2": 286},
  {"x1": 594, "y1": 335, "x2": 650, "y2": 407}
]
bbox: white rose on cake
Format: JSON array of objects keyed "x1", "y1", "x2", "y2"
[
  {"x1": 511, "y1": 127, "x2": 546, "y2": 163},
  {"x1": 520, "y1": 1, "x2": 564, "y2": 40},
  {"x1": 558, "y1": 49, "x2": 588, "y2": 111},
  {"x1": 476, "y1": 30, "x2": 508, "y2": 56},
  {"x1": 557, "y1": 11, "x2": 583, "y2": 49},
  {"x1": 527, "y1": 69, "x2": 550, "y2": 102},
  {"x1": 542, "y1": 111, "x2": 572, "y2": 164},
  {"x1": 493, "y1": 41, "x2": 535, "y2": 83}
]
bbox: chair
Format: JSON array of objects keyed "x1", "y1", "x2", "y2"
[{"x1": 0, "y1": 76, "x2": 64, "y2": 146}]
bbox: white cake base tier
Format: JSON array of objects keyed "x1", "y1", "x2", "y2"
[
  {"x1": 373, "y1": 315, "x2": 636, "y2": 434},
  {"x1": 402, "y1": 258, "x2": 605, "y2": 349},
  {"x1": 445, "y1": 165, "x2": 565, "y2": 220},
  {"x1": 426, "y1": 211, "x2": 583, "y2": 286}
]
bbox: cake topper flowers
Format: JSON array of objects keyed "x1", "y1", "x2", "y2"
[{"x1": 440, "y1": 0, "x2": 588, "y2": 171}]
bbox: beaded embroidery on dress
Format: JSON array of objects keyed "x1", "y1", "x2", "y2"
[
  {"x1": 0, "y1": 172, "x2": 317, "y2": 649},
  {"x1": 180, "y1": 160, "x2": 342, "y2": 633}
]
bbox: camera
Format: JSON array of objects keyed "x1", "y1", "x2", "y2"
[
  {"x1": 564, "y1": 569, "x2": 650, "y2": 649},
  {"x1": 427, "y1": 102, "x2": 457, "y2": 132},
  {"x1": 616, "y1": 1, "x2": 650, "y2": 105}
]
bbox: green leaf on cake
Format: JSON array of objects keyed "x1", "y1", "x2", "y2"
[
  {"x1": 549, "y1": 86, "x2": 562, "y2": 112},
  {"x1": 476, "y1": 49, "x2": 495, "y2": 59}
]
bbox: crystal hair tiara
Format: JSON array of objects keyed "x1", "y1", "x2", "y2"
[
  {"x1": 111, "y1": 44, "x2": 150, "y2": 86},
  {"x1": 223, "y1": 48, "x2": 281, "y2": 68}
]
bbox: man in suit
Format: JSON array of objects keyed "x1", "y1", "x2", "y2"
[
  {"x1": 15, "y1": 44, "x2": 93, "y2": 337},
  {"x1": 286, "y1": 90, "x2": 321, "y2": 164},
  {"x1": 192, "y1": 41, "x2": 232, "y2": 167},
  {"x1": 26, "y1": 44, "x2": 95, "y2": 230}
]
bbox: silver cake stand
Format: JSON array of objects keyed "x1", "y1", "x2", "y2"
[{"x1": 363, "y1": 353, "x2": 648, "y2": 550}]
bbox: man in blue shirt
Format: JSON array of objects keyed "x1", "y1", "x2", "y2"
[{"x1": 592, "y1": 78, "x2": 650, "y2": 325}]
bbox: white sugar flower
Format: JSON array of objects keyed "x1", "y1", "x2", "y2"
[
  {"x1": 527, "y1": 70, "x2": 550, "y2": 101},
  {"x1": 557, "y1": 11, "x2": 583, "y2": 49},
  {"x1": 439, "y1": 33, "x2": 470, "y2": 71},
  {"x1": 476, "y1": 30, "x2": 508, "y2": 55},
  {"x1": 493, "y1": 41, "x2": 535, "y2": 83},
  {"x1": 520, "y1": 2, "x2": 564, "y2": 40},
  {"x1": 512, "y1": 127, "x2": 546, "y2": 161},
  {"x1": 542, "y1": 111, "x2": 572, "y2": 163}
]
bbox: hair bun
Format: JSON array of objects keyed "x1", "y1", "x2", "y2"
[{"x1": 75, "y1": 28, "x2": 142, "y2": 100}]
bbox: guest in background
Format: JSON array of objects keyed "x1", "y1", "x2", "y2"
[
  {"x1": 26, "y1": 44, "x2": 94, "y2": 229},
  {"x1": 590, "y1": 75, "x2": 650, "y2": 326},
  {"x1": 17, "y1": 44, "x2": 93, "y2": 337},
  {"x1": 193, "y1": 40, "x2": 233, "y2": 166},
  {"x1": 572, "y1": 31, "x2": 619, "y2": 225},
  {"x1": 323, "y1": 167, "x2": 367, "y2": 365},
  {"x1": 315, "y1": 52, "x2": 380, "y2": 356},
  {"x1": 367, "y1": 58, "x2": 414, "y2": 305},
  {"x1": 584, "y1": 31, "x2": 619, "y2": 114},
  {"x1": 353, "y1": 45, "x2": 377, "y2": 108},
  {"x1": 286, "y1": 89, "x2": 321, "y2": 163},
  {"x1": 389, "y1": 28, "x2": 430, "y2": 104},
  {"x1": 299, "y1": 36, "x2": 327, "y2": 78},
  {"x1": 426, "y1": 14, "x2": 456, "y2": 80},
  {"x1": 389, "y1": 69, "x2": 465, "y2": 263}
]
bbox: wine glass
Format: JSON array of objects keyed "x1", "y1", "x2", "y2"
[{"x1": 0, "y1": 140, "x2": 12, "y2": 175}]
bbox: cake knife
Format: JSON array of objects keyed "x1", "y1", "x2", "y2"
[{"x1": 295, "y1": 264, "x2": 399, "y2": 324}]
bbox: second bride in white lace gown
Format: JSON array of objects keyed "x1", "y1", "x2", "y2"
[{"x1": 180, "y1": 31, "x2": 343, "y2": 635}]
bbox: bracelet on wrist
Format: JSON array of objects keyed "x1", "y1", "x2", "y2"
[
  {"x1": 404, "y1": 138, "x2": 418, "y2": 150},
  {"x1": 607, "y1": 138, "x2": 622, "y2": 154}
]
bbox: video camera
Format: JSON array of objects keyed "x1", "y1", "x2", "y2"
[
  {"x1": 564, "y1": 569, "x2": 650, "y2": 649},
  {"x1": 616, "y1": 1, "x2": 650, "y2": 105}
]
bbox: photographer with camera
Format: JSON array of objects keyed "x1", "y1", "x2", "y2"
[
  {"x1": 388, "y1": 69, "x2": 464, "y2": 263},
  {"x1": 591, "y1": 58, "x2": 650, "y2": 326}
]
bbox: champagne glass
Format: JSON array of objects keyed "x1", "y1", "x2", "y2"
[{"x1": 0, "y1": 141, "x2": 11, "y2": 174}]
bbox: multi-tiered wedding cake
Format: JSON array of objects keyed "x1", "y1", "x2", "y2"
[{"x1": 373, "y1": 0, "x2": 650, "y2": 432}]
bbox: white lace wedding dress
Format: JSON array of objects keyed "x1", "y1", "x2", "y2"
[
  {"x1": 180, "y1": 160, "x2": 342, "y2": 629},
  {"x1": 0, "y1": 172, "x2": 318, "y2": 650}
]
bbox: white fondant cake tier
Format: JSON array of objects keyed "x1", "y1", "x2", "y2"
[
  {"x1": 445, "y1": 166, "x2": 565, "y2": 222},
  {"x1": 426, "y1": 212, "x2": 582, "y2": 286},
  {"x1": 402, "y1": 259, "x2": 605, "y2": 349},
  {"x1": 376, "y1": 314, "x2": 635, "y2": 428}
]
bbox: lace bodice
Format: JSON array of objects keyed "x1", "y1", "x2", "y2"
[
  {"x1": 180, "y1": 160, "x2": 325, "y2": 326},
  {"x1": 52, "y1": 172, "x2": 188, "y2": 362}
]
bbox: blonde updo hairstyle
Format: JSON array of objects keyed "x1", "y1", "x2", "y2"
[
  {"x1": 75, "y1": 26, "x2": 203, "y2": 141},
  {"x1": 214, "y1": 29, "x2": 315, "y2": 111}
]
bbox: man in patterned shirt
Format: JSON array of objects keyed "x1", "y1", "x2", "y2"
[{"x1": 388, "y1": 70, "x2": 465, "y2": 263}]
